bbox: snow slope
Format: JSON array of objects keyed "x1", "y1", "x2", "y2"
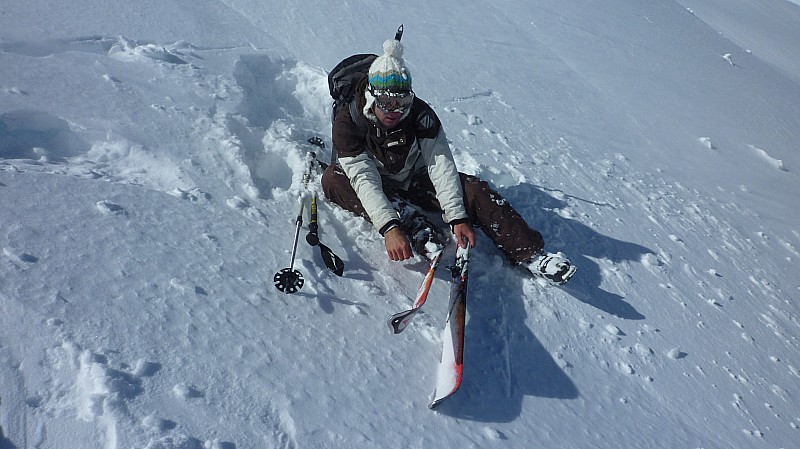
[{"x1": 1, "y1": 1, "x2": 799, "y2": 448}]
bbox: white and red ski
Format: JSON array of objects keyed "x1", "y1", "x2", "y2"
[
  {"x1": 429, "y1": 242, "x2": 470, "y2": 409},
  {"x1": 388, "y1": 248, "x2": 446, "y2": 334}
]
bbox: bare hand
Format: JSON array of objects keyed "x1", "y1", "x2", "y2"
[
  {"x1": 384, "y1": 227, "x2": 414, "y2": 261},
  {"x1": 452, "y1": 222, "x2": 477, "y2": 249}
]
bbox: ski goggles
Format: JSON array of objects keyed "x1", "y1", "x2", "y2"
[{"x1": 370, "y1": 88, "x2": 415, "y2": 113}]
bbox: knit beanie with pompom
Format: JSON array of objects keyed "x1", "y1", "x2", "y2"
[{"x1": 368, "y1": 39, "x2": 412, "y2": 93}]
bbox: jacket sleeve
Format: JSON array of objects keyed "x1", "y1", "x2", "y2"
[
  {"x1": 338, "y1": 152, "x2": 400, "y2": 233},
  {"x1": 420, "y1": 127, "x2": 469, "y2": 224}
]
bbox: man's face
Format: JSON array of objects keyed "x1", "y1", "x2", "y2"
[{"x1": 374, "y1": 105, "x2": 404, "y2": 129}]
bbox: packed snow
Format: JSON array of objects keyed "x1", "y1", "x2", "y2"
[{"x1": 2, "y1": 1, "x2": 799, "y2": 448}]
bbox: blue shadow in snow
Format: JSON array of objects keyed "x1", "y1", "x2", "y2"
[
  {"x1": 0, "y1": 110, "x2": 88, "y2": 161},
  {"x1": 432, "y1": 266, "x2": 579, "y2": 422},
  {"x1": 506, "y1": 183, "x2": 650, "y2": 320},
  {"x1": 0, "y1": 427, "x2": 19, "y2": 449}
]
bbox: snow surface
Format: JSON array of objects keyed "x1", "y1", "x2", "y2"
[{"x1": 2, "y1": 1, "x2": 799, "y2": 448}]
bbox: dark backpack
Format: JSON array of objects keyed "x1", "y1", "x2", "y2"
[{"x1": 327, "y1": 53, "x2": 376, "y2": 164}]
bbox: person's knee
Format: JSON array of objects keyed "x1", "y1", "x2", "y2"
[
  {"x1": 460, "y1": 173, "x2": 491, "y2": 198},
  {"x1": 321, "y1": 166, "x2": 370, "y2": 220},
  {"x1": 321, "y1": 166, "x2": 346, "y2": 199}
]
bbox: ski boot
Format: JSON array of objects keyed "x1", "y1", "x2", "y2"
[
  {"x1": 409, "y1": 218, "x2": 447, "y2": 261},
  {"x1": 392, "y1": 198, "x2": 447, "y2": 261},
  {"x1": 525, "y1": 251, "x2": 577, "y2": 286}
]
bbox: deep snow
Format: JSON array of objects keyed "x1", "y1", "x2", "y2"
[{"x1": 2, "y1": 1, "x2": 799, "y2": 448}]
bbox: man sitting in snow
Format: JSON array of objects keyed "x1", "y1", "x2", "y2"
[{"x1": 321, "y1": 37, "x2": 576, "y2": 285}]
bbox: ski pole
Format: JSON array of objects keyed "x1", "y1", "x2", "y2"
[
  {"x1": 273, "y1": 159, "x2": 314, "y2": 293},
  {"x1": 274, "y1": 194, "x2": 307, "y2": 293},
  {"x1": 274, "y1": 150, "x2": 345, "y2": 292}
]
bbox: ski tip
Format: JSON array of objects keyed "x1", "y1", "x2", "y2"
[
  {"x1": 388, "y1": 319, "x2": 405, "y2": 334},
  {"x1": 428, "y1": 390, "x2": 453, "y2": 409},
  {"x1": 388, "y1": 310, "x2": 414, "y2": 334},
  {"x1": 428, "y1": 393, "x2": 454, "y2": 409}
]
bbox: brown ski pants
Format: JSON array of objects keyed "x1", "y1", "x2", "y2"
[{"x1": 321, "y1": 165, "x2": 544, "y2": 264}]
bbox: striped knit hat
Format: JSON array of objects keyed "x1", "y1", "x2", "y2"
[{"x1": 368, "y1": 39, "x2": 412, "y2": 93}]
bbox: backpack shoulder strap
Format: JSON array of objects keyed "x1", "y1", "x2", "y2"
[
  {"x1": 348, "y1": 98, "x2": 368, "y2": 133},
  {"x1": 330, "y1": 98, "x2": 370, "y2": 166}
]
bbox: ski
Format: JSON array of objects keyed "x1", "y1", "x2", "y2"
[
  {"x1": 388, "y1": 247, "x2": 446, "y2": 334},
  {"x1": 429, "y1": 242, "x2": 471, "y2": 409}
]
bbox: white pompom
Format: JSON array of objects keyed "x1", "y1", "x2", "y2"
[{"x1": 383, "y1": 39, "x2": 404, "y2": 58}]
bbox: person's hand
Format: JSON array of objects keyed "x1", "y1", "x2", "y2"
[
  {"x1": 452, "y1": 222, "x2": 477, "y2": 249},
  {"x1": 385, "y1": 227, "x2": 414, "y2": 261}
]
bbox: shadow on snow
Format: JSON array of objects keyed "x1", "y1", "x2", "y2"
[
  {"x1": 434, "y1": 268, "x2": 579, "y2": 422},
  {"x1": 434, "y1": 182, "x2": 652, "y2": 421},
  {"x1": 507, "y1": 183, "x2": 649, "y2": 320}
]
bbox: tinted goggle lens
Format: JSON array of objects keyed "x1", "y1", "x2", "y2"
[{"x1": 372, "y1": 90, "x2": 414, "y2": 113}]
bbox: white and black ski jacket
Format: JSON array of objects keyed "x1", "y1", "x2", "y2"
[{"x1": 332, "y1": 77, "x2": 468, "y2": 234}]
